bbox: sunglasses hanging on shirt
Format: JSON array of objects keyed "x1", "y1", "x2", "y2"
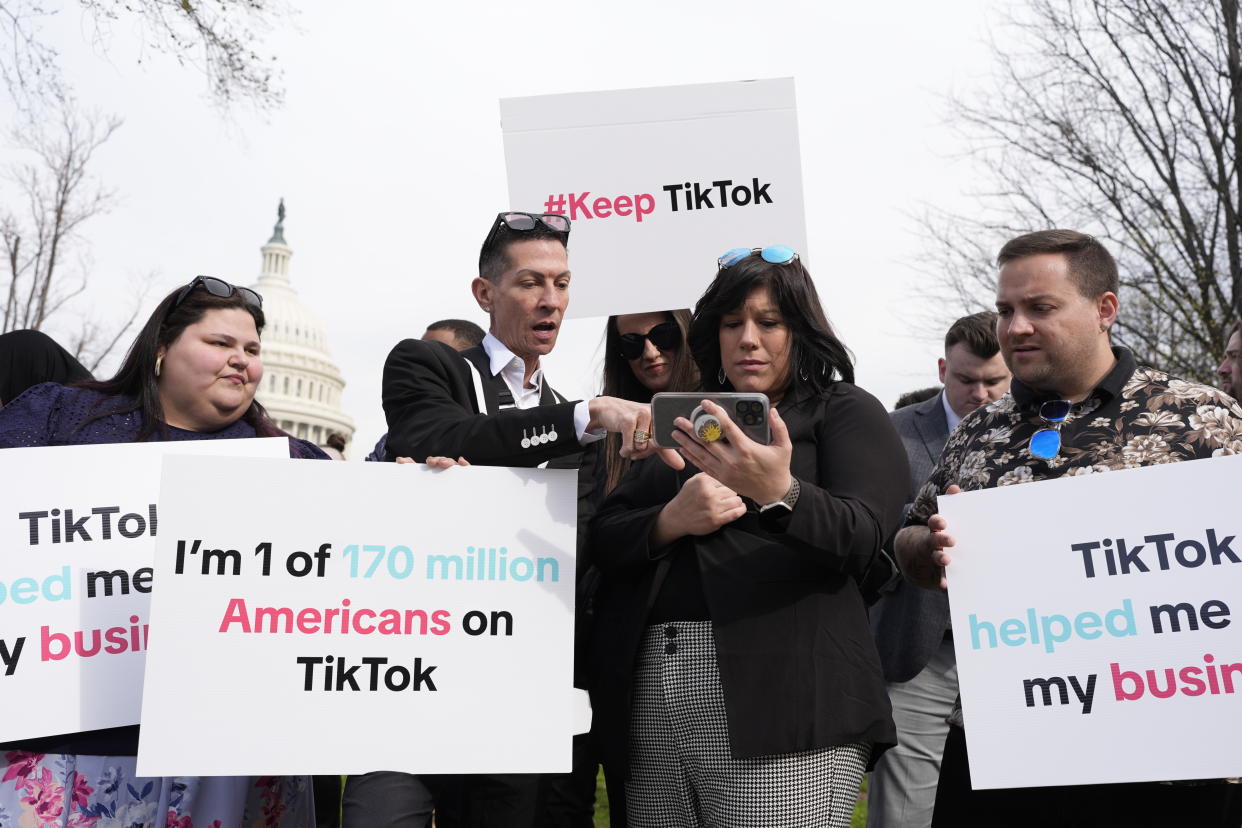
[{"x1": 1028, "y1": 399, "x2": 1072, "y2": 460}]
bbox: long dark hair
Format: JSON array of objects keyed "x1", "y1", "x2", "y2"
[
  {"x1": 689, "y1": 252, "x2": 854, "y2": 396},
  {"x1": 599, "y1": 309, "x2": 698, "y2": 495},
  {"x1": 77, "y1": 282, "x2": 285, "y2": 440}
]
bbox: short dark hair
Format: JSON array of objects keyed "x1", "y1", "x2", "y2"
[
  {"x1": 690, "y1": 252, "x2": 853, "y2": 394},
  {"x1": 996, "y1": 230, "x2": 1119, "y2": 299},
  {"x1": 425, "y1": 318, "x2": 485, "y2": 348},
  {"x1": 1226, "y1": 319, "x2": 1240, "y2": 346},
  {"x1": 894, "y1": 386, "x2": 942, "y2": 410},
  {"x1": 944, "y1": 311, "x2": 1000, "y2": 360},
  {"x1": 477, "y1": 214, "x2": 569, "y2": 283}
]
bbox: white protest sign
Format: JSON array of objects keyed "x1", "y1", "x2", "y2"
[
  {"x1": 138, "y1": 456, "x2": 578, "y2": 776},
  {"x1": 502, "y1": 78, "x2": 808, "y2": 318},
  {"x1": 939, "y1": 453, "x2": 1242, "y2": 789},
  {"x1": 0, "y1": 438, "x2": 289, "y2": 741}
]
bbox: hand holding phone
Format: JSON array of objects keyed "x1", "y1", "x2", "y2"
[
  {"x1": 650, "y1": 392, "x2": 771, "y2": 448},
  {"x1": 659, "y1": 397, "x2": 794, "y2": 505}
]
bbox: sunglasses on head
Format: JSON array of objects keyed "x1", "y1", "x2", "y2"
[
  {"x1": 1029, "y1": 399, "x2": 1072, "y2": 460},
  {"x1": 717, "y1": 245, "x2": 799, "y2": 268},
  {"x1": 483, "y1": 211, "x2": 571, "y2": 250},
  {"x1": 173, "y1": 275, "x2": 263, "y2": 310},
  {"x1": 617, "y1": 321, "x2": 682, "y2": 361}
]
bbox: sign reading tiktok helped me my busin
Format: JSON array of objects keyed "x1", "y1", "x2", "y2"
[
  {"x1": 501, "y1": 78, "x2": 808, "y2": 319},
  {"x1": 939, "y1": 453, "x2": 1242, "y2": 789},
  {"x1": 137, "y1": 457, "x2": 578, "y2": 776},
  {"x1": 0, "y1": 439, "x2": 289, "y2": 742}
]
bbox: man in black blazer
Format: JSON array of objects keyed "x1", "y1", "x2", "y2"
[
  {"x1": 868, "y1": 312, "x2": 1009, "y2": 828},
  {"x1": 345, "y1": 211, "x2": 662, "y2": 828}
]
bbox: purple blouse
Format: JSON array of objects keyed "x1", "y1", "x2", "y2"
[{"x1": 0, "y1": 382, "x2": 326, "y2": 458}]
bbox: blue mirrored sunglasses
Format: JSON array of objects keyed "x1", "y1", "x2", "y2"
[
  {"x1": 1029, "y1": 399, "x2": 1072, "y2": 460},
  {"x1": 717, "y1": 245, "x2": 799, "y2": 268}
]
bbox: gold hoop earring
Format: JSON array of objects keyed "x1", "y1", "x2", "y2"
[{"x1": 154, "y1": 355, "x2": 163, "y2": 377}]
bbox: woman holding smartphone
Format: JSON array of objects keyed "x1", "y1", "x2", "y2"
[{"x1": 590, "y1": 247, "x2": 908, "y2": 828}]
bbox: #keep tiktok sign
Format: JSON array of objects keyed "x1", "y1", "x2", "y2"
[
  {"x1": 137, "y1": 456, "x2": 578, "y2": 775},
  {"x1": 501, "y1": 78, "x2": 809, "y2": 319},
  {"x1": 940, "y1": 453, "x2": 1242, "y2": 788}
]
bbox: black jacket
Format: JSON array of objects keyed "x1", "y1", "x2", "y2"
[
  {"x1": 383, "y1": 338, "x2": 583, "y2": 467},
  {"x1": 589, "y1": 383, "x2": 908, "y2": 775}
]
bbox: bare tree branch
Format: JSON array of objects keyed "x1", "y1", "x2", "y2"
[
  {"x1": 0, "y1": 102, "x2": 133, "y2": 369},
  {"x1": 924, "y1": 0, "x2": 1242, "y2": 384},
  {"x1": 0, "y1": 0, "x2": 289, "y2": 117}
]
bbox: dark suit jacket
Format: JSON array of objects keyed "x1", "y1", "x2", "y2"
[
  {"x1": 382, "y1": 339, "x2": 586, "y2": 465},
  {"x1": 590, "y1": 384, "x2": 906, "y2": 774},
  {"x1": 870, "y1": 390, "x2": 952, "y2": 683}
]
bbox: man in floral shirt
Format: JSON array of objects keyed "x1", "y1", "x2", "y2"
[{"x1": 897, "y1": 229, "x2": 1242, "y2": 825}]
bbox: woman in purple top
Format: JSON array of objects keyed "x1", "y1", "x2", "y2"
[{"x1": 0, "y1": 276, "x2": 323, "y2": 827}]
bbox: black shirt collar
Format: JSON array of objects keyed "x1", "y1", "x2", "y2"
[{"x1": 1010, "y1": 346, "x2": 1136, "y2": 411}]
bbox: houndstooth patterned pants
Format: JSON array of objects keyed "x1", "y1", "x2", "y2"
[{"x1": 625, "y1": 621, "x2": 870, "y2": 828}]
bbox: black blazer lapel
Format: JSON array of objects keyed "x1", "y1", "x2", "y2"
[
  {"x1": 459, "y1": 345, "x2": 516, "y2": 414},
  {"x1": 540, "y1": 381, "x2": 566, "y2": 406}
]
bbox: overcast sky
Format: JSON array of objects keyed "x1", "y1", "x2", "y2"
[{"x1": 4, "y1": 0, "x2": 999, "y2": 451}]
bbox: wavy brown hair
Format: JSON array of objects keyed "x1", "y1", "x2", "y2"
[{"x1": 690, "y1": 253, "x2": 854, "y2": 394}]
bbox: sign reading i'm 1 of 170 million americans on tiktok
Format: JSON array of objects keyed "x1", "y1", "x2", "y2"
[{"x1": 137, "y1": 456, "x2": 578, "y2": 776}]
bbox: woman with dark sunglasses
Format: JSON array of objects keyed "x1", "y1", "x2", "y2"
[
  {"x1": 0, "y1": 277, "x2": 322, "y2": 827},
  {"x1": 589, "y1": 249, "x2": 909, "y2": 827},
  {"x1": 597, "y1": 310, "x2": 699, "y2": 495}
]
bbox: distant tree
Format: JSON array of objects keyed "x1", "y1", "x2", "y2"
[
  {"x1": 0, "y1": 0, "x2": 288, "y2": 116},
  {"x1": 924, "y1": 0, "x2": 1242, "y2": 382},
  {"x1": 1, "y1": 105, "x2": 144, "y2": 371}
]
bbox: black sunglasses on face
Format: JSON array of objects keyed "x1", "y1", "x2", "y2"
[
  {"x1": 173, "y1": 275, "x2": 263, "y2": 310},
  {"x1": 482, "y1": 211, "x2": 571, "y2": 251},
  {"x1": 617, "y1": 321, "x2": 681, "y2": 360}
]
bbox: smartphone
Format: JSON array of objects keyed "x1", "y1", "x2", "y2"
[{"x1": 650, "y1": 392, "x2": 771, "y2": 448}]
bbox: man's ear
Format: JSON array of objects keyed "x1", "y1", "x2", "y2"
[
  {"x1": 471, "y1": 277, "x2": 494, "y2": 314},
  {"x1": 938, "y1": 357, "x2": 948, "y2": 384},
  {"x1": 1097, "y1": 291, "x2": 1119, "y2": 332}
]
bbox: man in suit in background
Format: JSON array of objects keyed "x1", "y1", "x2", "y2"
[
  {"x1": 360, "y1": 320, "x2": 488, "y2": 462},
  {"x1": 345, "y1": 211, "x2": 661, "y2": 828},
  {"x1": 867, "y1": 311, "x2": 1010, "y2": 828},
  {"x1": 421, "y1": 318, "x2": 486, "y2": 351}
]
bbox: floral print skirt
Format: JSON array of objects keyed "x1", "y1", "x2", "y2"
[{"x1": 0, "y1": 752, "x2": 313, "y2": 828}]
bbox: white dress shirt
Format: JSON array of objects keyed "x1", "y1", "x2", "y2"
[
  {"x1": 481, "y1": 333, "x2": 603, "y2": 444},
  {"x1": 941, "y1": 389, "x2": 962, "y2": 433}
]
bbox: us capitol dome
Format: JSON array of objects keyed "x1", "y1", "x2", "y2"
[{"x1": 249, "y1": 200, "x2": 355, "y2": 452}]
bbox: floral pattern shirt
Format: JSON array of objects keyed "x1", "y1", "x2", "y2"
[{"x1": 908, "y1": 347, "x2": 1242, "y2": 527}]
